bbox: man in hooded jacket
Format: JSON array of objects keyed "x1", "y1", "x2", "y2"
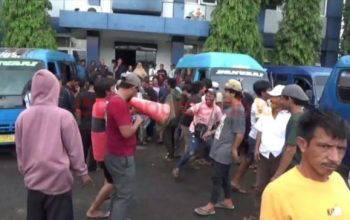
[{"x1": 15, "y1": 69, "x2": 92, "y2": 220}]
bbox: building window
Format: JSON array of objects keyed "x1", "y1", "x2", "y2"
[
  {"x1": 185, "y1": 0, "x2": 199, "y2": 3},
  {"x1": 200, "y1": 0, "x2": 217, "y2": 5},
  {"x1": 338, "y1": 70, "x2": 350, "y2": 103},
  {"x1": 184, "y1": 44, "x2": 198, "y2": 54},
  {"x1": 88, "y1": 0, "x2": 101, "y2": 6}
]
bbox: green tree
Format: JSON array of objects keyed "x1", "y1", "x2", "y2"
[
  {"x1": 203, "y1": 0, "x2": 264, "y2": 62},
  {"x1": 341, "y1": 0, "x2": 350, "y2": 55},
  {"x1": 274, "y1": 0, "x2": 323, "y2": 65},
  {"x1": 0, "y1": 0, "x2": 56, "y2": 49}
]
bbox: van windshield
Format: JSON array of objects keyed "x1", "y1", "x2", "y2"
[
  {"x1": 314, "y1": 75, "x2": 329, "y2": 101},
  {"x1": 0, "y1": 59, "x2": 44, "y2": 108},
  {"x1": 210, "y1": 68, "x2": 268, "y2": 95}
]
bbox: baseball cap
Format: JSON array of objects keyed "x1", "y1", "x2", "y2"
[
  {"x1": 212, "y1": 81, "x2": 219, "y2": 90},
  {"x1": 267, "y1": 85, "x2": 285, "y2": 97},
  {"x1": 121, "y1": 73, "x2": 142, "y2": 90},
  {"x1": 225, "y1": 79, "x2": 243, "y2": 92},
  {"x1": 282, "y1": 84, "x2": 309, "y2": 101}
]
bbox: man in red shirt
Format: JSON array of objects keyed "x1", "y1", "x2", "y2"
[{"x1": 105, "y1": 73, "x2": 143, "y2": 220}]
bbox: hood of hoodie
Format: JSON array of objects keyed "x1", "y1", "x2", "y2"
[{"x1": 31, "y1": 69, "x2": 60, "y2": 106}]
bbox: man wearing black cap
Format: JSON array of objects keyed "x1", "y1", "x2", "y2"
[
  {"x1": 271, "y1": 84, "x2": 309, "y2": 181},
  {"x1": 105, "y1": 73, "x2": 143, "y2": 220}
]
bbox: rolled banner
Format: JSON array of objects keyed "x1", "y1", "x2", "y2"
[{"x1": 129, "y1": 97, "x2": 170, "y2": 124}]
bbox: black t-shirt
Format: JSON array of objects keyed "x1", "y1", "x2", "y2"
[
  {"x1": 144, "y1": 87, "x2": 158, "y2": 102},
  {"x1": 75, "y1": 91, "x2": 96, "y2": 130},
  {"x1": 59, "y1": 86, "x2": 75, "y2": 114},
  {"x1": 180, "y1": 94, "x2": 202, "y2": 127}
]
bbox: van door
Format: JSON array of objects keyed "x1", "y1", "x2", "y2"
[
  {"x1": 48, "y1": 61, "x2": 58, "y2": 76},
  {"x1": 337, "y1": 70, "x2": 350, "y2": 103},
  {"x1": 198, "y1": 68, "x2": 209, "y2": 81},
  {"x1": 58, "y1": 61, "x2": 76, "y2": 84}
]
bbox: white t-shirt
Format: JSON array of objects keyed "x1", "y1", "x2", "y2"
[
  {"x1": 248, "y1": 97, "x2": 271, "y2": 139},
  {"x1": 254, "y1": 110, "x2": 291, "y2": 159},
  {"x1": 24, "y1": 92, "x2": 32, "y2": 109}
]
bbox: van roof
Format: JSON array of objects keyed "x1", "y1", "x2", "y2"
[
  {"x1": 0, "y1": 48, "x2": 75, "y2": 62},
  {"x1": 266, "y1": 65, "x2": 332, "y2": 77},
  {"x1": 176, "y1": 52, "x2": 265, "y2": 72},
  {"x1": 335, "y1": 55, "x2": 350, "y2": 68}
]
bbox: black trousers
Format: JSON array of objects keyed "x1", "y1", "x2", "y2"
[
  {"x1": 27, "y1": 189, "x2": 73, "y2": 220},
  {"x1": 210, "y1": 160, "x2": 231, "y2": 204},
  {"x1": 163, "y1": 124, "x2": 177, "y2": 157},
  {"x1": 80, "y1": 128, "x2": 97, "y2": 171},
  {"x1": 146, "y1": 119, "x2": 155, "y2": 137}
]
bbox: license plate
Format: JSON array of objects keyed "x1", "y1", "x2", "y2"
[{"x1": 0, "y1": 134, "x2": 15, "y2": 143}]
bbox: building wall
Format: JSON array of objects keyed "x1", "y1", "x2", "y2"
[
  {"x1": 156, "y1": 41, "x2": 171, "y2": 70},
  {"x1": 100, "y1": 38, "x2": 115, "y2": 66},
  {"x1": 51, "y1": 0, "x2": 342, "y2": 67}
]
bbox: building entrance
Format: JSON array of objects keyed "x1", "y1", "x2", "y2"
[{"x1": 115, "y1": 42, "x2": 157, "y2": 71}]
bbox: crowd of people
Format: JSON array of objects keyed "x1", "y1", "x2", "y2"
[{"x1": 15, "y1": 58, "x2": 350, "y2": 220}]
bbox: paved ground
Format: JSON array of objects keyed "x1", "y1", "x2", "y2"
[{"x1": 0, "y1": 143, "x2": 256, "y2": 220}]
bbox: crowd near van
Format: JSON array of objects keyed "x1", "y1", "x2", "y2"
[
  {"x1": 0, "y1": 48, "x2": 77, "y2": 145},
  {"x1": 176, "y1": 52, "x2": 269, "y2": 95}
]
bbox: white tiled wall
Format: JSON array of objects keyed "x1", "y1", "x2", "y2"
[
  {"x1": 162, "y1": 0, "x2": 174, "y2": 18},
  {"x1": 49, "y1": 0, "x2": 112, "y2": 17}
]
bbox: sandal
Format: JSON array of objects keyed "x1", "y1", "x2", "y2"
[
  {"x1": 231, "y1": 184, "x2": 248, "y2": 194},
  {"x1": 214, "y1": 201, "x2": 235, "y2": 210},
  {"x1": 194, "y1": 207, "x2": 216, "y2": 216}
]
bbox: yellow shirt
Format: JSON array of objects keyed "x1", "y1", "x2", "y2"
[{"x1": 260, "y1": 167, "x2": 350, "y2": 220}]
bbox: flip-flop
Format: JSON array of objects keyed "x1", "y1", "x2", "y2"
[
  {"x1": 214, "y1": 201, "x2": 235, "y2": 210},
  {"x1": 231, "y1": 185, "x2": 248, "y2": 194},
  {"x1": 194, "y1": 207, "x2": 216, "y2": 216},
  {"x1": 86, "y1": 211, "x2": 110, "y2": 219}
]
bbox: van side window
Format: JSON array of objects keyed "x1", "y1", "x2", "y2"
[
  {"x1": 294, "y1": 76, "x2": 313, "y2": 100},
  {"x1": 272, "y1": 74, "x2": 288, "y2": 86},
  {"x1": 182, "y1": 68, "x2": 194, "y2": 82},
  {"x1": 338, "y1": 70, "x2": 350, "y2": 102},
  {"x1": 48, "y1": 62, "x2": 57, "y2": 75},
  {"x1": 58, "y1": 62, "x2": 71, "y2": 84},
  {"x1": 198, "y1": 68, "x2": 208, "y2": 81}
]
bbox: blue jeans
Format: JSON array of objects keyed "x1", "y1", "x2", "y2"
[{"x1": 176, "y1": 132, "x2": 211, "y2": 170}]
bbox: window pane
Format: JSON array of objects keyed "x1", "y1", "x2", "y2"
[
  {"x1": 338, "y1": 70, "x2": 350, "y2": 102},
  {"x1": 273, "y1": 74, "x2": 288, "y2": 85},
  {"x1": 201, "y1": 0, "x2": 216, "y2": 4}
]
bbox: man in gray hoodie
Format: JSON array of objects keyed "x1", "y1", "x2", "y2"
[{"x1": 15, "y1": 69, "x2": 92, "y2": 220}]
